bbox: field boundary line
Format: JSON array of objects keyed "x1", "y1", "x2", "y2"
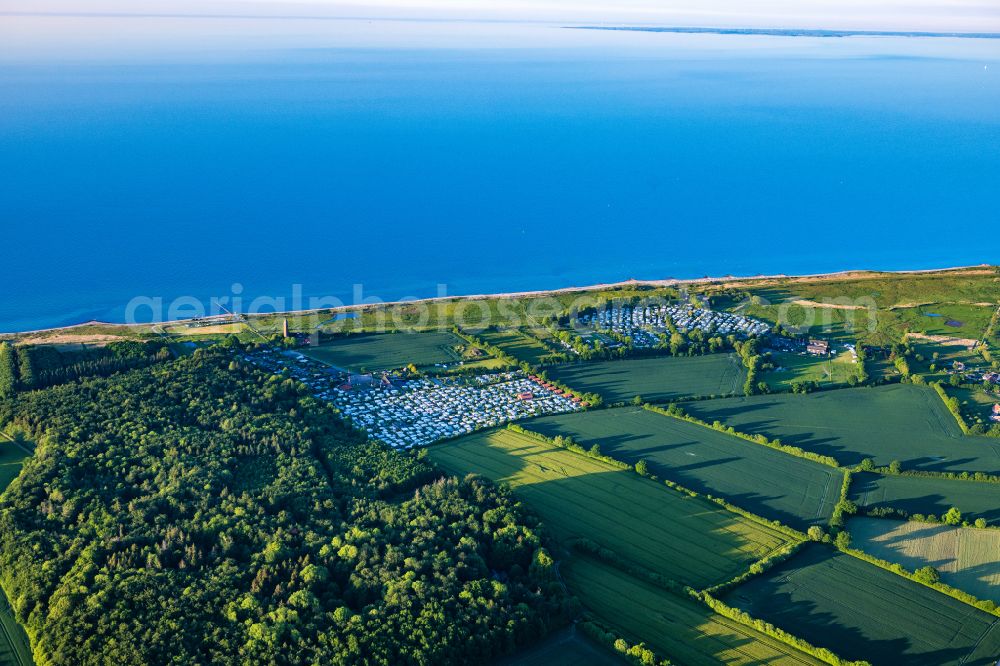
[
  {"x1": 839, "y1": 546, "x2": 1000, "y2": 618},
  {"x1": 958, "y1": 617, "x2": 1000, "y2": 665},
  {"x1": 0, "y1": 431, "x2": 32, "y2": 458},
  {"x1": 642, "y1": 403, "x2": 842, "y2": 469},
  {"x1": 506, "y1": 423, "x2": 806, "y2": 541},
  {"x1": 434, "y1": 433, "x2": 778, "y2": 584}
]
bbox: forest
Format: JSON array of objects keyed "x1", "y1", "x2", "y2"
[{"x1": 0, "y1": 347, "x2": 571, "y2": 665}]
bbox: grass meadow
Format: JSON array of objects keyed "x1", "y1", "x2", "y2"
[
  {"x1": 544, "y1": 354, "x2": 745, "y2": 404},
  {"x1": 685, "y1": 384, "x2": 1000, "y2": 473},
  {"x1": 763, "y1": 350, "x2": 860, "y2": 391},
  {"x1": 724, "y1": 544, "x2": 1000, "y2": 666},
  {"x1": 850, "y1": 517, "x2": 1000, "y2": 603},
  {"x1": 525, "y1": 407, "x2": 841, "y2": 529},
  {"x1": 427, "y1": 429, "x2": 794, "y2": 589},
  {"x1": 478, "y1": 329, "x2": 555, "y2": 365},
  {"x1": 0, "y1": 444, "x2": 28, "y2": 491},
  {"x1": 302, "y1": 331, "x2": 469, "y2": 372},
  {"x1": 946, "y1": 386, "x2": 1000, "y2": 430}
]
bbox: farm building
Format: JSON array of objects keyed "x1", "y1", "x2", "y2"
[{"x1": 806, "y1": 339, "x2": 830, "y2": 355}]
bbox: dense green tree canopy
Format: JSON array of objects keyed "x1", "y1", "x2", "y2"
[{"x1": 0, "y1": 349, "x2": 569, "y2": 665}]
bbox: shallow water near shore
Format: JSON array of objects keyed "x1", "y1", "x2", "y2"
[{"x1": 1, "y1": 17, "x2": 999, "y2": 332}]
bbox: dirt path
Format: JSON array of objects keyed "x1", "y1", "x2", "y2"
[
  {"x1": 905, "y1": 332, "x2": 980, "y2": 348},
  {"x1": 790, "y1": 299, "x2": 870, "y2": 311}
]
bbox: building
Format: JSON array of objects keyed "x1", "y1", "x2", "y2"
[
  {"x1": 806, "y1": 339, "x2": 830, "y2": 355},
  {"x1": 991, "y1": 404, "x2": 1000, "y2": 423}
]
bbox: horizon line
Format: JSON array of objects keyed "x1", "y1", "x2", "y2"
[
  {"x1": 4, "y1": 12, "x2": 999, "y2": 38},
  {"x1": 571, "y1": 25, "x2": 1000, "y2": 40}
]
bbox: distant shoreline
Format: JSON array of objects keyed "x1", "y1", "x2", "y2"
[
  {"x1": 4, "y1": 263, "x2": 994, "y2": 339},
  {"x1": 569, "y1": 26, "x2": 1000, "y2": 40}
]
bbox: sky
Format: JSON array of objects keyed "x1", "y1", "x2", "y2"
[{"x1": 2, "y1": 0, "x2": 999, "y2": 32}]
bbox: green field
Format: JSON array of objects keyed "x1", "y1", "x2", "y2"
[
  {"x1": 563, "y1": 556, "x2": 825, "y2": 666},
  {"x1": 427, "y1": 430, "x2": 794, "y2": 589},
  {"x1": 850, "y1": 517, "x2": 1000, "y2": 604},
  {"x1": 764, "y1": 350, "x2": 861, "y2": 390},
  {"x1": 495, "y1": 625, "x2": 623, "y2": 666},
  {"x1": 302, "y1": 331, "x2": 473, "y2": 372},
  {"x1": 479, "y1": 329, "x2": 556, "y2": 365},
  {"x1": 851, "y1": 472, "x2": 1000, "y2": 524},
  {"x1": 685, "y1": 384, "x2": 1000, "y2": 473},
  {"x1": 0, "y1": 592, "x2": 31, "y2": 666},
  {"x1": 0, "y1": 440, "x2": 32, "y2": 666},
  {"x1": 0, "y1": 444, "x2": 28, "y2": 491},
  {"x1": 544, "y1": 354, "x2": 746, "y2": 404},
  {"x1": 525, "y1": 408, "x2": 841, "y2": 529},
  {"x1": 724, "y1": 544, "x2": 1000, "y2": 666}
]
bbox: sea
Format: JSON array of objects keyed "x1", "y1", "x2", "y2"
[{"x1": 1, "y1": 15, "x2": 999, "y2": 332}]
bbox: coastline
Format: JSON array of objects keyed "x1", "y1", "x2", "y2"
[{"x1": 3, "y1": 263, "x2": 994, "y2": 340}]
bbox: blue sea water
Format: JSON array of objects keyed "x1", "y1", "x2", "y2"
[{"x1": 1, "y1": 17, "x2": 999, "y2": 332}]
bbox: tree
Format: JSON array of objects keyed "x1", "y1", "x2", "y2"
[
  {"x1": 943, "y1": 507, "x2": 962, "y2": 526},
  {"x1": 0, "y1": 342, "x2": 16, "y2": 398},
  {"x1": 634, "y1": 460, "x2": 649, "y2": 477},
  {"x1": 0, "y1": 348, "x2": 572, "y2": 665},
  {"x1": 15, "y1": 346, "x2": 36, "y2": 389},
  {"x1": 528, "y1": 548, "x2": 555, "y2": 582},
  {"x1": 914, "y1": 566, "x2": 940, "y2": 585},
  {"x1": 835, "y1": 530, "x2": 852, "y2": 549},
  {"x1": 974, "y1": 518, "x2": 988, "y2": 529},
  {"x1": 888, "y1": 460, "x2": 902, "y2": 474},
  {"x1": 837, "y1": 499, "x2": 858, "y2": 516},
  {"x1": 807, "y1": 526, "x2": 825, "y2": 541}
]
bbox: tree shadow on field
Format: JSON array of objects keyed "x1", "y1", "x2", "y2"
[
  {"x1": 857, "y1": 520, "x2": 958, "y2": 572},
  {"x1": 684, "y1": 399, "x2": 783, "y2": 424},
  {"x1": 598, "y1": 433, "x2": 694, "y2": 457},
  {"x1": 953, "y1": 562, "x2": 1000, "y2": 605},
  {"x1": 431, "y1": 432, "x2": 784, "y2": 589},
  {"x1": 724, "y1": 545, "x2": 979, "y2": 666},
  {"x1": 588, "y1": 435, "x2": 825, "y2": 531},
  {"x1": 564, "y1": 554, "x2": 802, "y2": 666},
  {"x1": 853, "y1": 475, "x2": 1000, "y2": 523}
]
